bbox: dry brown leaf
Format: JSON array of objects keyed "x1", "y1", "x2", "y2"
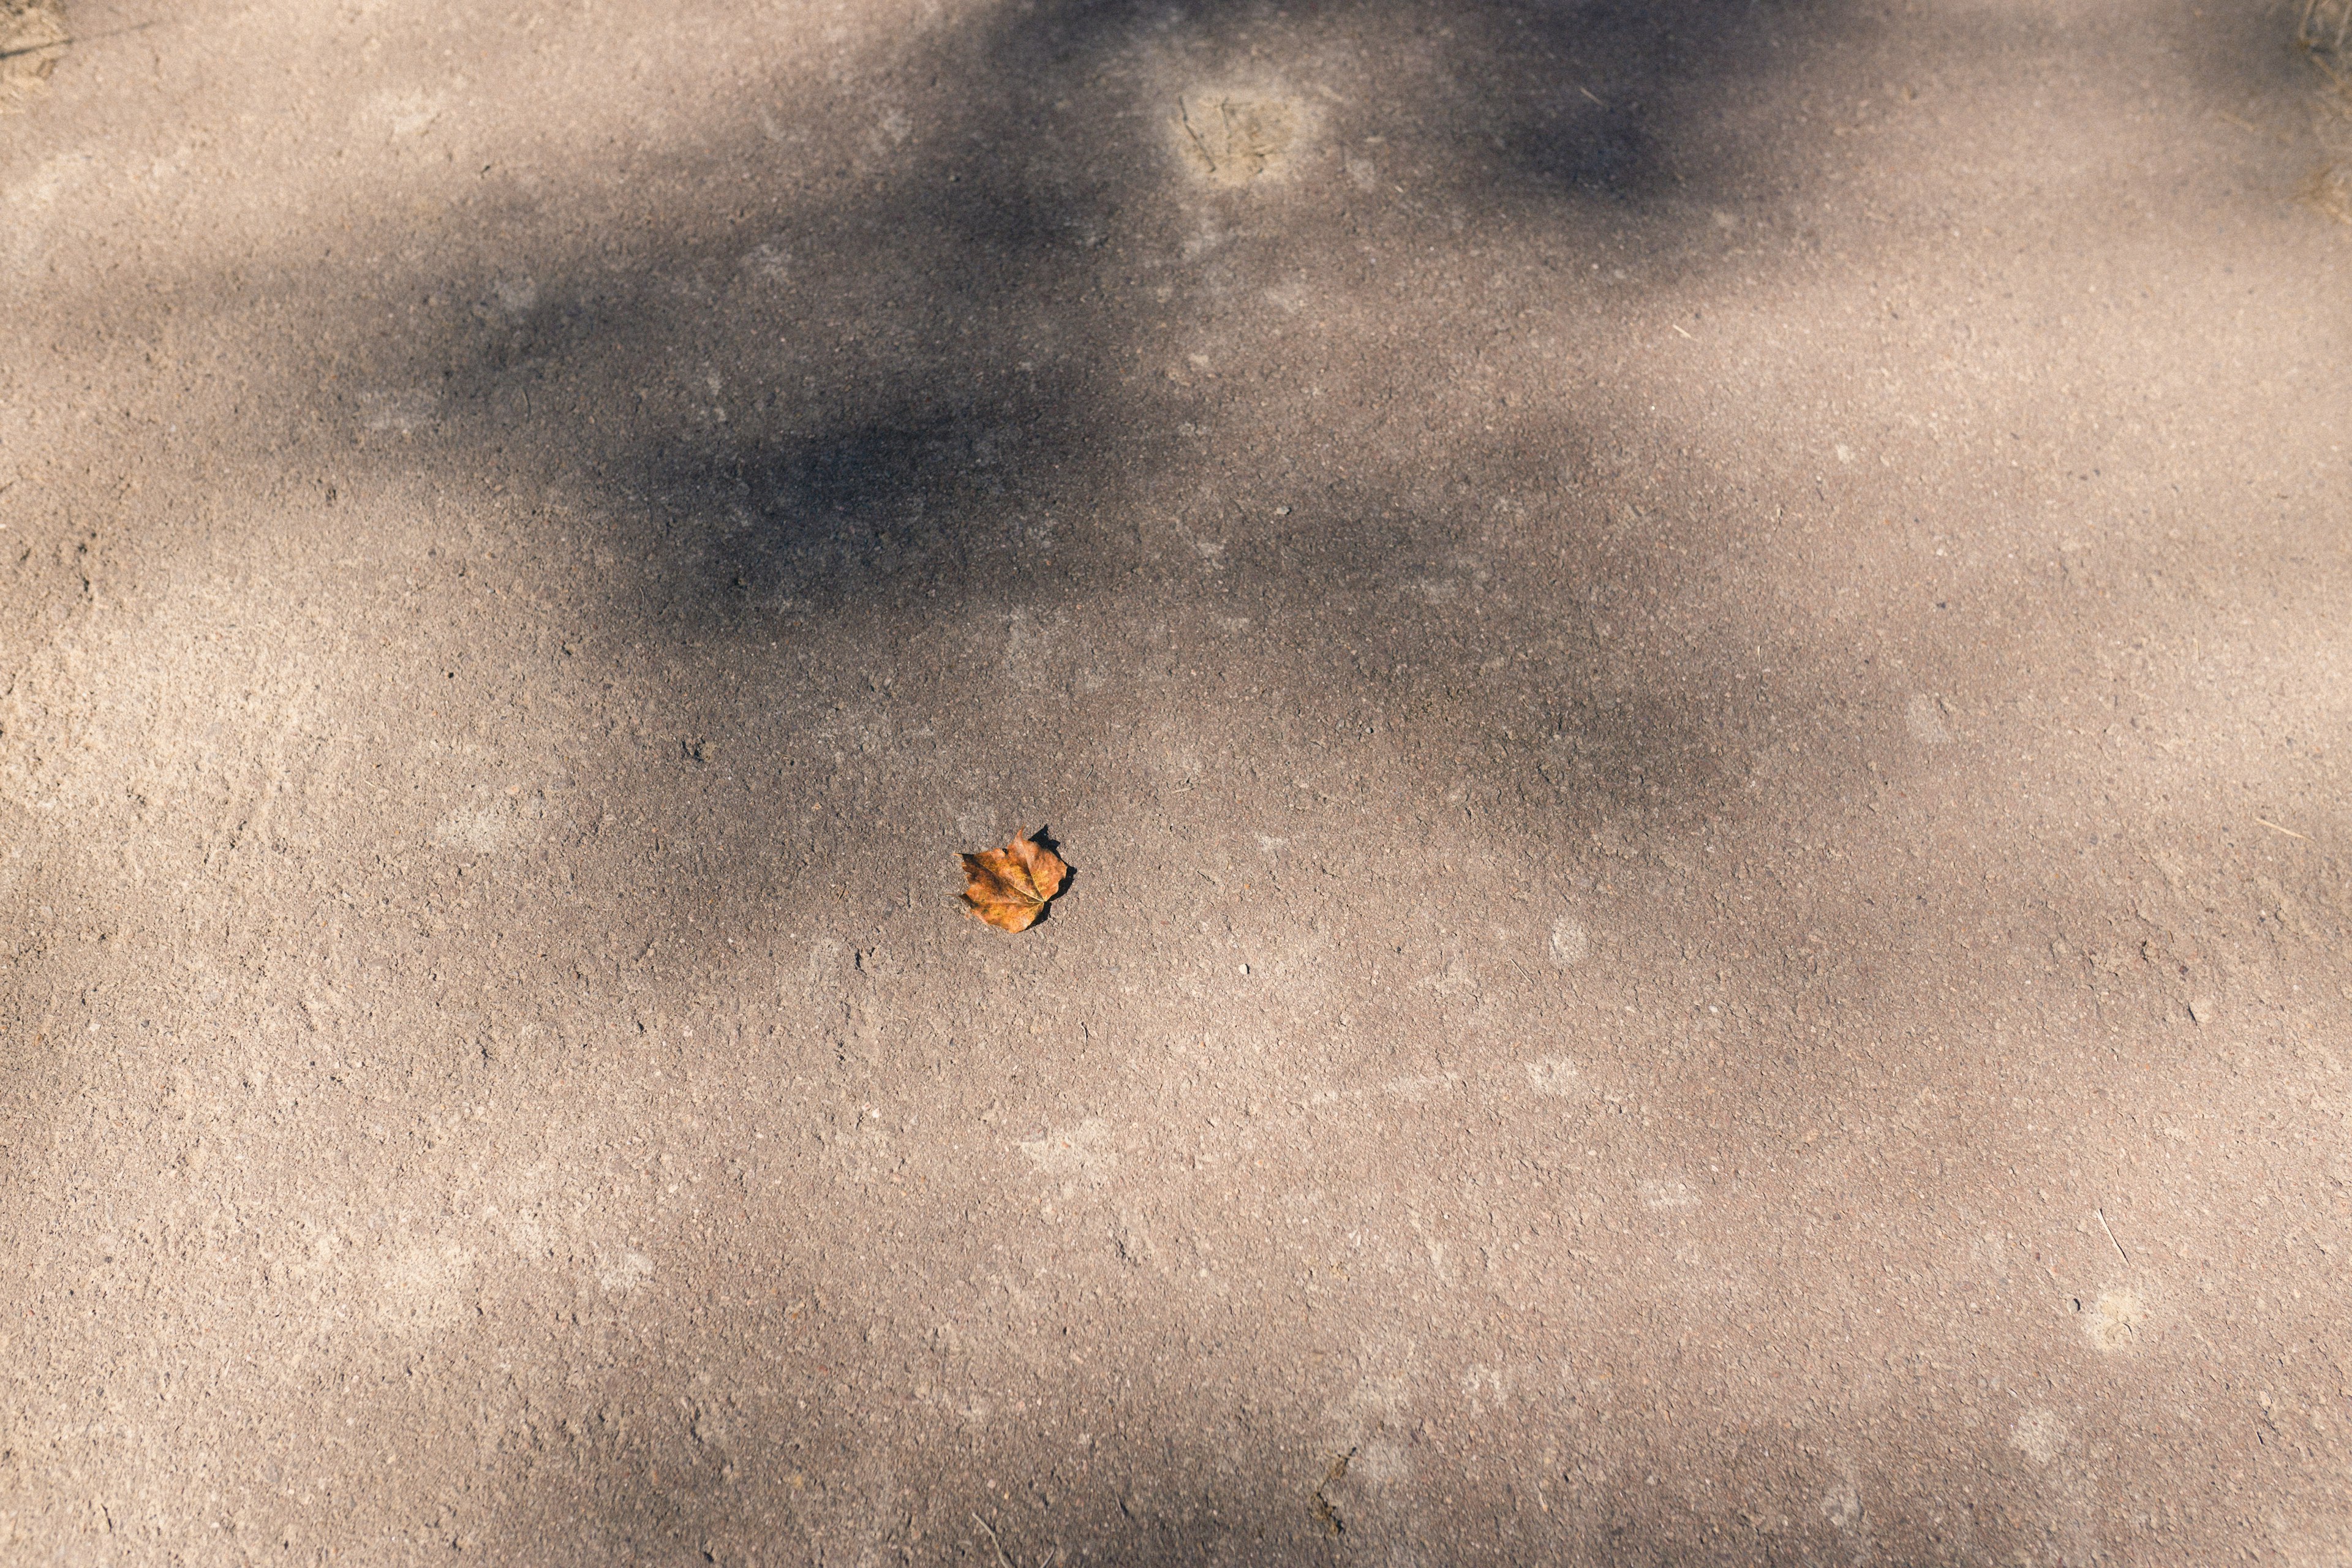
[{"x1": 959, "y1": 831, "x2": 1069, "y2": 932}]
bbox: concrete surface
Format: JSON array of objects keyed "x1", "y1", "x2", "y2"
[{"x1": 4, "y1": 0, "x2": 2351, "y2": 1561}]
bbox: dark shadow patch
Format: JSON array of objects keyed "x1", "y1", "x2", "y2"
[{"x1": 1027, "y1": 823, "x2": 1074, "y2": 927}]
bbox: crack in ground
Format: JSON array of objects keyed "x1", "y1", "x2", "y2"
[{"x1": 1311, "y1": 1447, "x2": 1357, "y2": 1537}]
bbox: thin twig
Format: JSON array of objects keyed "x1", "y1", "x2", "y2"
[
  {"x1": 1175, "y1": 99, "x2": 1216, "y2": 175},
  {"x1": 2096, "y1": 1208, "x2": 2130, "y2": 1266},
  {"x1": 972, "y1": 1513, "x2": 1016, "y2": 1568},
  {"x1": 2255, "y1": 818, "x2": 2309, "y2": 840},
  {"x1": 0, "y1": 20, "x2": 162, "y2": 62}
]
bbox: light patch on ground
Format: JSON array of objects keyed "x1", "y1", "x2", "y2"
[
  {"x1": 1460, "y1": 1363, "x2": 1509, "y2": 1409},
  {"x1": 1113, "y1": 1208, "x2": 1161, "y2": 1269},
  {"x1": 1905, "y1": 693, "x2": 1953, "y2": 744},
  {"x1": 432, "y1": 791, "x2": 543, "y2": 853},
  {"x1": 1408, "y1": 1214, "x2": 1455, "y2": 1284},
  {"x1": 1348, "y1": 1438, "x2": 1410, "y2": 1484},
  {"x1": 1171, "y1": 91, "x2": 1302, "y2": 186},
  {"x1": 358, "y1": 388, "x2": 439, "y2": 434},
  {"x1": 488, "y1": 277, "x2": 537, "y2": 315},
  {"x1": 4, "y1": 148, "x2": 86, "y2": 221},
  {"x1": 1638, "y1": 1178, "x2": 1701, "y2": 1210},
  {"x1": 596, "y1": 1248, "x2": 654, "y2": 1294},
  {"x1": 2010, "y1": 1408, "x2": 2067, "y2": 1464},
  {"x1": 1525, "y1": 1057, "x2": 1582, "y2": 1096},
  {"x1": 803, "y1": 937, "x2": 847, "y2": 987},
  {"x1": 1018, "y1": 1118, "x2": 1115, "y2": 1185},
  {"x1": 1550, "y1": 918, "x2": 1589, "y2": 965},
  {"x1": 2084, "y1": 1286, "x2": 2146, "y2": 1352},
  {"x1": 377, "y1": 89, "x2": 448, "y2": 140},
  {"x1": 484, "y1": 1204, "x2": 548, "y2": 1257},
  {"x1": 744, "y1": 240, "x2": 793, "y2": 281},
  {"x1": 1382, "y1": 1072, "x2": 1462, "y2": 1101},
  {"x1": 373, "y1": 1238, "x2": 473, "y2": 1335},
  {"x1": 2272, "y1": 1510, "x2": 2352, "y2": 1568},
  {"x1": 1415, "y1": 954, "x2": 1477, "y2": 997},
  {"x1": 434, "y1": 804, "x2": 513, "y2": 852}
]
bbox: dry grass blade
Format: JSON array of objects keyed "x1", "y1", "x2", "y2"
[{"x1": 2297, "y1": 0, "x2": 2352, "y2": 222}]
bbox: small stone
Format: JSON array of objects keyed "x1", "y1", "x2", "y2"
[{"x1": 2188, "y1": 997, "x2": 2214, "y2": 1025}]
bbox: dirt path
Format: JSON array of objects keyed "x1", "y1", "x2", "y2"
[{"x1": 4, "y1": 0, "x2": 2350, "y2": 1562}]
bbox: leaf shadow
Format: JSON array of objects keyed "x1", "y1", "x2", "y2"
[{"x1": 1028, "y1": 824, "x2": 1074, "y2": 930}]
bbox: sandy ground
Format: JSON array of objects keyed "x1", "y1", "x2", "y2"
[{"x1": 4, "y1": 0, "x2": 2352, "y2": 1561}]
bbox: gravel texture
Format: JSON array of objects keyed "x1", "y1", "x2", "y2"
[{"x1": 4, "y1": 0, "x2": 2351, "y2": 1562}]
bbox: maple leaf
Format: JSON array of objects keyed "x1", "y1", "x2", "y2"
[{"x1": 959, "y1": 831, "x2": 1069, "y2": 932}]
